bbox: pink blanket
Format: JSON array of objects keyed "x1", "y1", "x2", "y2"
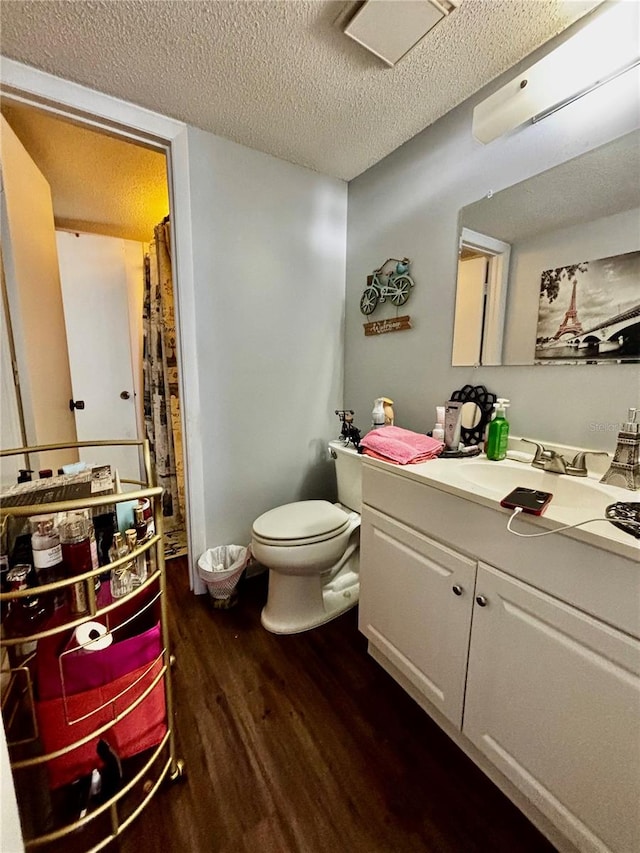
[{"x1": 360, "y1": 426, "x2": 444, "y2": 465}]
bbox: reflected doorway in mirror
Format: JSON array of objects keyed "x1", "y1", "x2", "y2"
[{"x1": 452, "y1": 228, "x2": 511, "y2": 367}]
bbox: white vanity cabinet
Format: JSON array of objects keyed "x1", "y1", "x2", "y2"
[
  {"x1": 464, "y1": 563, "x2": 640, "y2": 853},
  {"x1": 359, "y1": 507, "x2": 475, "y2": 728},
  {"x1": 360, "y1": 460, "x2": 640, "y2": 853}
]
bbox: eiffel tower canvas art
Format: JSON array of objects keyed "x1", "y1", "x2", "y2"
[{"x1": 534, "y1": 250, "x2": 640, "y2": 364}]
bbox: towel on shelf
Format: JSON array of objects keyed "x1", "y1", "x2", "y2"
[{"x1": 360, "y1": 426, "x2": 444, "y2": 465}]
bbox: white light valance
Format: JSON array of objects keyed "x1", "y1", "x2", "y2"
[{"x1": 473, "y1": 1, "x2": 640, "y2": 144}]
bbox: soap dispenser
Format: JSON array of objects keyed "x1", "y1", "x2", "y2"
[{"x1": 486, "y1": 398, "x2": 510, "y2": 461}]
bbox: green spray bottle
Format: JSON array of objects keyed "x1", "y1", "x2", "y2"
[{"x1": 486, "y1": 398, "x2": 510, "y2": 461}]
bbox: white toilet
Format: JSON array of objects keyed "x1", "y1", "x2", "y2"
[{"x1": 251, "y1": 440, "x2": 362, "y2": 634}]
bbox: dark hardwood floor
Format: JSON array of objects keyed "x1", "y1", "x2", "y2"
[{"x1": 118, "y1": 558, "x2": 557, "y2": 853}]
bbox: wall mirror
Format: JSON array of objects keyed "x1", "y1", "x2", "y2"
[{"x1": 451, "y1": 130, "x2": 640, "y2": 366}]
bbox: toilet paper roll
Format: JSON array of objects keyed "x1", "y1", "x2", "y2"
[{"x1": 74, "y1": 621, "x2": 113, "y2": 652}]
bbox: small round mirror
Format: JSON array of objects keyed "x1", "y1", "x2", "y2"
[
  {"x1": 461, "y1": 401, "x2": 481, "y2": 430},
  {"x1": 449, "y1": 384, "x2": 497, "y2": 446}
]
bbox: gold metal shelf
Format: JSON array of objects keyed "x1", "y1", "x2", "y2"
[{"x1": 1, "y1": 439, "x2": 184, "y2": 851}]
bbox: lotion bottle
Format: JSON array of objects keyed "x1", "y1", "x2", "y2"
[
  {"x1": 432, "y1": 406, "x2": 445, "y2": 442},
  {"x1": 372, "y1": 398, "x2": 385, "y2": 429},
  {"x1": 486, "y1": 398, "x2": 510, "y2": 461}
]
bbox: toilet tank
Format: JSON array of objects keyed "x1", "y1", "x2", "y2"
[{"x1": 328, "y1": 440, "x2": 362, "y2": 512}]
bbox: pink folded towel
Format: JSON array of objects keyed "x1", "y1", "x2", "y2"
[{"x1": 360, "y1": 426, "x2": 444, "y2": 465}]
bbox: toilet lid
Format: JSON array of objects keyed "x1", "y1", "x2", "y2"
[{"x1": 252, "y1": 500, "x2": 350, "y2": 543}]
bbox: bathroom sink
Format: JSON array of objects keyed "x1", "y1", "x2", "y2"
[{"x1": 456, "y1": 461, "x2": 613, "y2": 511}]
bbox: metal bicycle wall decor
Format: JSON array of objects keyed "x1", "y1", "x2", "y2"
[
  {"x1": 360, "y1": 257, "x2": 414, "y2": 314},
  {"x1": 360, "y1": 258, "x2": 415, "y2": 337}
]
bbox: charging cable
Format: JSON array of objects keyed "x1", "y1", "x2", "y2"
[{"x1": 507, "y1": 506, "x2": 640, "y2": 538}]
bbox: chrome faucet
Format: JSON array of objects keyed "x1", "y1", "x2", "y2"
[
  {"x1": 521, "y1": 439, "x2": 608, "y2": 476},
  {"x1": 566, "y1": 450, "x2": 609, "y2": 477},
  {"x1": 522, "y1": 440, "x2": 567, "y2": 474}
]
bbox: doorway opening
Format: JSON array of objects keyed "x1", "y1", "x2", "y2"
[{"x1": 0, "y1": 100, "x2": 187, "y2": 559}]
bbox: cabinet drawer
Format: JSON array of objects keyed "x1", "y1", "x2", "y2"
[
  {"x1": 360, "y1": 507, "x2": 476, "y2": 728},
  {"x1": 363, "y1": 463, "x2": 443, "y2": 540}
]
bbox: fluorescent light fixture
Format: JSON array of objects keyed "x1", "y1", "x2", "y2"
[
  {"x1": 473, "y1": 1, "x2": 640, "y2": 144},
  {"x1": 344, "y1": 0, "x2": 462, "y2": 67}
]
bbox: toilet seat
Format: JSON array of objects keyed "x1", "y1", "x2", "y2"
[{"x1": 252, "y1": 500, "x2": 351, "y2": 547}]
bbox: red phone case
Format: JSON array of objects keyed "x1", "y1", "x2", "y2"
[{"x1": 500, "y1": 487, "x2": 553, "y2": 516}]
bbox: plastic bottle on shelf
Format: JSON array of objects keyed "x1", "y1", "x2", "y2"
[
  {"x1": 109, "y1": 531, "x2": 128, "y2": 565},
  {"x1": 125, "y1": 528, "x2": 148, "y2": 587},
  {"x1": 109, "y1": 531, "x2": 134, "y2": 599},
  {"x1": 4, "y1": 565, "x2": 49, "y2": 658},
  {"x1": 432, "y1": 406, "x2": 445, "y2": 442},
  {"x1": 137, "y1": 498, "x2": 155, "y2": 537},
  {"x1": 30, "y1": 515, "x2": 65, "y2": 610},
  {"x1": 59, "y1": 515, "x2": 92, "y2": 615},
  {"x1": 133, "y1": 506, "x2": 151, "y2": 582},
  {"x1": 134, "y1": 506, "x2": 148, "y2": 543},
  {"x1": 85, "y1": 516, "x2": 101, "y2": 594}
]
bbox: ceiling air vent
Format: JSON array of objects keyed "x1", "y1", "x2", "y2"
[{"x1": 343, "y1": 0, "x2": 461, "y2": 67}]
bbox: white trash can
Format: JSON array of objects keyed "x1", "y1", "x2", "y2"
[{"x1": 197, "y1": 545, "x2": 249, "y2": 608}]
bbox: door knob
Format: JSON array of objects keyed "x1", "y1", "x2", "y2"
[
  {"x1": 120, "y1": 391, "x2": 131, "y2": 400},
  {"x1": 452, "y1": 584, "x2": 464, "y2": 596},
  {"x1": 69, "y1": 399, "x2": 85, "y2": 411},
  {"x1": 475, "y1": 595, "x2": 488, "y2": 607}
]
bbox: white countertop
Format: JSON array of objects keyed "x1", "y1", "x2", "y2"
[{"x1": 361, "y1": 452, "x2": 640, "y2": 562}]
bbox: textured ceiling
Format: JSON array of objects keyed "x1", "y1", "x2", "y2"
[
  {"x1": 1, "y1": 102, "x2": 169, "y2": 242},
  {"x1": 0, "y1": 0, "x2": 601, "y2": 181}
]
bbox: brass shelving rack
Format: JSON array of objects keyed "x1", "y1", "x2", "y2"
[{"x1": 0, "y1": 439, "x2": 184, "y2": 852}]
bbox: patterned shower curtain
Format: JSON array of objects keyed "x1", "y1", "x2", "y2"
[{"x1": 143, "y1": 218, "x2": 185, "y2": 530}]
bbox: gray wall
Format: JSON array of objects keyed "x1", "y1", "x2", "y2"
[
  {"x1": 187, "y1": 128, "x2": 347, "y2": 550},
  {"x1": 345, "y1": 44, "x2": 640, "y2": 450}
]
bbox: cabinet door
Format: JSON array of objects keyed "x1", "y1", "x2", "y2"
[
  {"x1": 359, "y1": 507, "x2": 476, "y2": 728},
  {"x1": 464, "y1": 563, "x2": 640, "y2": 853}
]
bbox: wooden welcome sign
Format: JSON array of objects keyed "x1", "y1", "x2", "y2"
[{"x1": 363, "y1": 315, "x2": 412, "y2": 336}]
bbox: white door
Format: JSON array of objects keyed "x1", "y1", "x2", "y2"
[
  {"x1": 464, "y1": 563, "x2": 640, "y2": 853},
  {"x1": 359, "y1": 507, "x2": 476, "y2": 728},
  {"x1": 0, "y1": 116, "x2": 78, "y2": 478},
  {"x1": 56, "y1": 231, "x2": 143, "y2": 481}
]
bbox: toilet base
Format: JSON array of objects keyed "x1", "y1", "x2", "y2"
[{"x1": 260, "y1": 553, "x2": 359, "y2": 635}]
